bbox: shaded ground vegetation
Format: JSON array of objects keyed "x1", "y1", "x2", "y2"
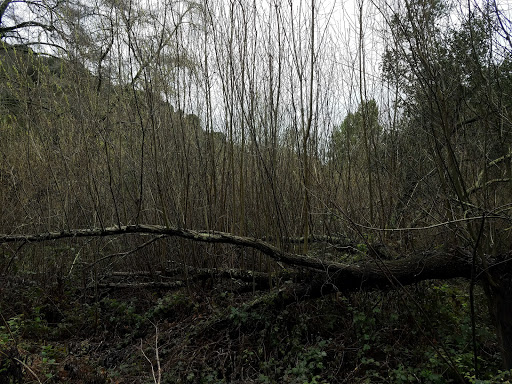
[{"x1": 0, "y1": 263, "x2": 509, "y2": 383}]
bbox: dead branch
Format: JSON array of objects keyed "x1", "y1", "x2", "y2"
[{"x1": 0, "y1": 225, "x2": 476, "y2": 293}]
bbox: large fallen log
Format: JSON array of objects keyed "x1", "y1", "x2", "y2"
[{"x1": 0, "y1": 224, "x2": 473, "y2": 290}]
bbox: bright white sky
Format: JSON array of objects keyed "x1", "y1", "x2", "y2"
[{"x1": 3, "y1": 0, "x2": 511, "y2": 138}]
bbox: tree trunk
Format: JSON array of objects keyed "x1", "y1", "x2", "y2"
[{"x1": 486, "y1": 254, "x2": 512, "y2": 369}]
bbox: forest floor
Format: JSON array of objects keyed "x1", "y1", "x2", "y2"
[{"x1": 0, "y1": 272, "x2": 508, "y2": 383}]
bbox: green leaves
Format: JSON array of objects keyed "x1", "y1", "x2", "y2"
[{"x1": 330, "y1": 99, "x2": 382, "y2": 166}]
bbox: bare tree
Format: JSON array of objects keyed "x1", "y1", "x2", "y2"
[{"x1": 1, "y1": 0, "x2": 511, "y2": 376}]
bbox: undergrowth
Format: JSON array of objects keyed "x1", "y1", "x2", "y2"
[{"x1": 0, "y1": 275, "x2": 507, "y2": 383}]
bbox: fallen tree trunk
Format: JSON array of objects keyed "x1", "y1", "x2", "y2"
[
  {"x1": 1, "y1": 224, "x2": 511, "y2": 369},
  {"x1": 0, "y1": 224, "x2": 473, "y2": 284}
]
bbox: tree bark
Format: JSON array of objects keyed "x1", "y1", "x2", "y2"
[{"x1": 485, "y1": 253, "x2": 512, "y2": 369}]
